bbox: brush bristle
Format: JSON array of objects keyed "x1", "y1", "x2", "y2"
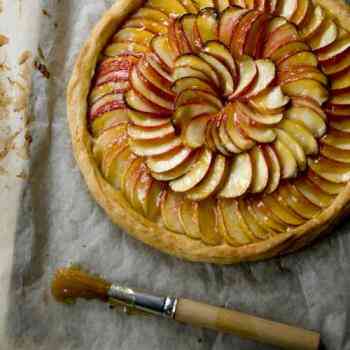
[{"x1": 51, "y1": 267, "x2": 111, "y2": 303}]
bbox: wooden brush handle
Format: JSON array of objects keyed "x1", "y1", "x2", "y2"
[{"x1": 175, "y1": 299, "x2": 320, "y2": 350}]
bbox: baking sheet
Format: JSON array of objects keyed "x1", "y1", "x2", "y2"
[{"x1": 2, "y1": 0, "x2": 350, "y2": 349}]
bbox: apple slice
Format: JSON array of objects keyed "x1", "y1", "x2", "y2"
[
  {"x1": 193, "y1": 0, "x2": 215, "y2": 9},
  {"x1": 279, "y1": 66, "x2": 328, "y2": 86},
  {"x1": 299, "y1": 5, "x2": 325, "y2": 40},
  {"x1": 279, "y1": 51, "x2": 318, "y2": 70},
  {"x1": 248, "y1": 108, "x2": 283, "y2": 125},
  {"x1": 173, "y1": 103, "x2": 218, "y2": 125},
  {"x1": 219, "y1": 7, "x2": 249, "y2": 47},
  {"x1": 218, "y1": 199, "x2": 253, "y2": 244},
  {"x1": 219, "y1": 153, "x2": 252, "y2": 198},
  {"x1": 113, "y1": 28, "x2": 155, "y2": 46},
  {"x1": 91, "y1": 110, "x2": 128, "y2": 137},
  {"x1": 105, "y1": 42, "x2": 149, "y2": 57},
  {"x1": 245, "y1": 59, "x2": 276, "y2": 98},
  {"x1": 152, "y1": 150, "x2": 199, "y2": 181},
  {"x1": 290, "y1": 0, "x2": 310, "y2": 25},
  {"x1": 173, "y1": 66, "x2": 213, "y2": 83},
  {"x1": 250, "y1": 86, "x2": 290, "y2": 114},
  {"x1": 187, "y1": 154, "x2": 227, "y2": 200},
  {"x1": 89, "y1": 94, "x2": 125, "y2": 120},
  {"x1": 275, "y1": 128, "x2": 306, "y2": 170},
  {"x1": 89, "y1": 81, "x2": 129, "y2": 104},
  {"x1": 329, "y1": 115, "x2": 350, "y2": 132},
  {"x1": 196, "y1": 8, "x2": 219, "y2": 44},
  {"x1": 161, "y1": 191, "x2": 185, "y2": 233},
  {"x1": 112, "y1": 147, "x2": 138, "y2": 190},
  {"x1": 214, "y1": 0, "x2": 230, "y2": 12},
  {"x1": 130, "y1": 134, "x2": 182, "y2": 156},
  {"x1": 181, "y1": 14, "x2": 201, "y2": 53},
  {"x1": 278, "y1": 183, "x2": 320, "y2": 219},
  {"x1": 179, "y1": 199, "x2": 201, "y2": 239},
  {"x1": 125, "y1": 89, "x2": 170, "y2": 116},
  {"x1": 240, "y1": 199, "x2": 271, "y2": 239},
  {"x1": 318, "y1": 35, "x2": 350, "y2": 63},
  {"x1": 216, "y1": 203, "x2": 242, "y2": 246},
  {"x1": 291, "y1": 96, "x2": 327, "y2": 120},
  {"x1": 147, "y1": 0, "x2": 187, "y2": 16},
  {"x1": 266, "y1": 17, "x2": 287, "y2": 35},
  {"x1": 175, "y1": 89, "x2": 222, "y2": 109},
  {"x1": 270, "y1": 42, "x2": 309, "y2": 65},
  {"x1": 123, "y1": 158, "x2": 146, "y2": 209},
  {"x1": 294, "y1": 177, "x2": 334, "y2": 208},
  {"x1": 285, "y1": 106, "x2": 326, "y2": 137},
  {"x1": 199, "y1": 52, "x2": 234, "y2": 96},
  {"x1": 172, "y1": 77, "x2": 217, "y2": 95},
  {"x1": 249, "y1": 146, "x2": 269, "y2": 193},
  {"x1": 252, "y1": 199, "x2": 288, "y2": 233},
  {"x1": 182, "y1": 114, "x2": 211, "y2": 148},
  {"x1": 170, "y1": 148, "x2": 212, "y2": 192},
  {"x1": 321, "y1": 50, "x2": 350, "y2": 75},
  {"x1": 128, "y1": 109, "x2": 169, "y2": 128},
  {"x1": 225, "y1": 108, "x2": 255, "y2": 150},
  {"x1": 282, "y1": 79, "x2": 328, "y2": 105},
  {"x1": 205, "y1": 119, "x2": 216, "y2": 151},
  {"x1": 133, "y1": 7, "x2": 169, "y2": 25},
  {"x1": 263, "y1": 145, "x2": 281, "y2": 193},
  {"x1": 124, "y1": 18, "x2": 168, "y2": 35},
  {"x1": 324, "y1": 103, "x2": 350, "y2": 117},
  {"x1": 147, "y1": 146, "x2": 193, "y2": 173},
  {"x1": 145, "y1": 53, "x2": 173, "y2": 83},
  {"x1": 175, "y1": 54, "x2": 220, "y2": 86},
  {"x1": 263, "y1": 194, "x2": 305, "y2": 225},
  {"x1": 329, "y1": 92, "x2": 350, "y2": 106},
  {"x1": 275, "y1": 0, "x2": 298, "y2": 20},
  {"x1": 230, "y1": 0, "x2": 246, "y2": 7},
  {"x1": 93, "y1": 124, "x2": 127, "y2": 162},
  {"x1": 234, "y1": 102, "x2": 277, "y2": 143},
  {"x1": 210, "y1": 118, "x2": 232, "y2": 156},
  {"x1": 263, "y1": 23, "x2": 299, "y2": 58},
  {"x1": 244, "y1": 13, "x2": 270, "y2": 58},
  {"x1": 307, "y1": 169, "x2": 345, "y2": 195},
  {"x1": 174, "y1": 17, "x2": 192, "y2": 55},
  {"x1": 331, "y1": 68, "x2": 350, "y2": 91},
  {"x1": 128, "y1": 122, "x2": 174, "y2": 140},
  {"x1": 138, "y1": 58, "x2": 174, "y2": 97},
  {"x1": 218, "y1": 114, "x2": 242, "y2": 153},
  {"x1": 197, "y1": 198, "x2": 223, "y2": 245},
  {"x1": 307, "y1": 19, "x2": 337, "y2": 51},
  {"x1": 151, "y1": 35, "x2": 177, "y2": 71},
  {"x1": 230, "y1": 56, "x2": 257, "y2": 98},
  {"x1": 231, "y1": 10, "x2": 261, "y2": 58},
  {"x1": 179, "y1": 0, "x2": 200, "y2": 13},
  {"x1": 280, "y1": 119, "x2": 318, "y2": 155},
  {"x1": 309, "y1": 157, "x2": 350, "y2": 184},
  {"x1": 273, "y1": 139, "x2": 298, "y2": 179},
  {"x1": 321, "y1": 129, "x2": 350, "y2": 150},
  {"x1": 130, "y1": 67, "x2": 174, "y2": 110},
  {"x1": 203, "y1": 41, "x2": 237, "y2": 79}
]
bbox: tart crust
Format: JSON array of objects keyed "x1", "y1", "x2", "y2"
[{"x1": 67, "y1": 0, "x2": 350, "y2": 264}]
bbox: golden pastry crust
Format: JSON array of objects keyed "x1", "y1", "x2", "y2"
[{"x1": 68, "y1": 0, "x2": 350, "y2": 264}]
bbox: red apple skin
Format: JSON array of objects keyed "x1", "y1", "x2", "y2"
[
  {"x1": 135, "y1": 64, "x2": 175, "y2": 102},
  {"x1": 263, "y1": 23, "x2": 300, "y2": 58},
  {"x1": 244, "y1": 13, "x2": 270, "y2": 59},
  {"x1": 231, "y1": 10, "x2": 262, "y2": 58}
]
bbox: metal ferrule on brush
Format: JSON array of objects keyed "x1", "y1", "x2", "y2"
[{"x1": 108, "y1": 284, "x2": 178, "y2": 318}]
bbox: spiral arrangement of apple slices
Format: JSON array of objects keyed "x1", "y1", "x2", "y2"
[{"x1": 88, "y1": 0, "x2": 350, "y2": 246}]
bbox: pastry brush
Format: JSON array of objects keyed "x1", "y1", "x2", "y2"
[{"x1": 52, "y1": 266, "x2": 320, "y2": 350}]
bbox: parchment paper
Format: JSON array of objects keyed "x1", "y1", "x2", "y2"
[{"x1": 2, "y1": 0, "x2": 350, "y2": 349}]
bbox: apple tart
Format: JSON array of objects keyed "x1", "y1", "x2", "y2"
[{"x1": 68, "y1": 0, "x2": 350, "y2": 263}]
